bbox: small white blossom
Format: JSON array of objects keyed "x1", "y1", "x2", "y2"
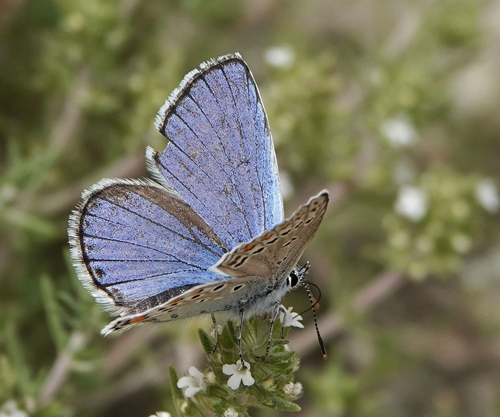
[
  {"x1": 381, "y1": 115, "x2": 418, "y2": 147},
  {"x1": 395, "y1": 186, "x2": 429, "y2": 222},
  {"x1": 177, "y1": 366, "x2": 207, "y2": 398},
  {"x1": 222, "y1": 360, "x2": 255, "y2": 390},
  {"x1": 0, "y1": 400, "x2": 28, "y2": 417},
  {"x1": 475, "y1": 179, "x2": 500, "y2": 213},
  {"x1": 264, "y1": 46, "x2": 295, "y2": 69},
  {"x1": 223, "y1": 407, "x2": 239, "y2": 417},
  {"x1": 279, "y1": 306, "x2": 304, "y2": 328},
  {"x1": 149, "y1": 412, "x2": 171, "y2": 417},
  {"x1": 283, "y1": 381, "x2": 303, "y2": 397}
]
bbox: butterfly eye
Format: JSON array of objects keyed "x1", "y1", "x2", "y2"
[{"x1": 287, "y1": 271, "x2": 299, "y2": 288}]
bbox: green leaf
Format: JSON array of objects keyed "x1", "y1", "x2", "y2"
[
  {"x1": 169, "y1": 365, "x2": 184, "y2": 408},
  {"x1": 40, "y1": 274, "x2": 68, "y2": 349},
  {"x1": 5, "y1": 322, "x2": 33, "y2": 396},
  {"x1": 198, "y1": 328, "x2": 215, "y2": 356},
  {"x1": 267, "y1": 397, "x2": 301, "y2": 412},
  {"x1": 264, "y1": 350, "x2": 296, "y2": 364},
  {"x1": 219, "y1": 320, "x2": 238, "y2": 350}
]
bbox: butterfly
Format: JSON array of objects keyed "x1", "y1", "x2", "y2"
[{"x1": 68, "y1": 53, "x2": 329, "y2": 360}]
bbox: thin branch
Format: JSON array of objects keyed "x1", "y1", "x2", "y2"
[{"x1": 37, "y1": 332, "x2": 87, "y2": 410}]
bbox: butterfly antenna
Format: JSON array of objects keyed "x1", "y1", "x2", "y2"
[
  {"x1": 302, "y1": 280, "x2": 327, "y2": 360},
  {"x1": 298, "y1": 282, "x2": 322, "y2": 315}
]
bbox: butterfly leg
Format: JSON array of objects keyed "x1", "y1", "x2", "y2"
[
  {"x1": 279, "y1": 304, "x2": 287, "y2": 339},
  {"x1": 237, "y1": 309, "x2": 246, "y2": 366},
  {"x1": 211, "y1": 314, "x2": 218, "y2": 353},
  {"x1": 263, "y1": 302, "x2": 281, "y2": 361}
]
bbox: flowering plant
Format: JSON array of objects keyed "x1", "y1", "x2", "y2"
[{"x1": 169, "y1": 311, "x2": 304, "y2": 416}]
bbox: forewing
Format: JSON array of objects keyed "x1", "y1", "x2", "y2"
[
  {"x1": 68, "y1": 179, "x2": 229, "y2": 315},
  {"x1": 151, "y1": 53, "x2": 283, "y2": 250},
  {"x1": 210, "y1": 191, "x2": 329, "y2": 280}
]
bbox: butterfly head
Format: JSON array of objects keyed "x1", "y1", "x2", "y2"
[{"x1": 286, "y1": 262, "x2": 310, "y2": 290}]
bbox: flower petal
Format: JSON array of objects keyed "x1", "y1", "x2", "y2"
[
  {"x1": 241, "y1": 371, "x2": 255, "y2": 386},
  {"x1": 188, "y1": 366, "x2": 204, "y2": 379},
  {"x1": 222, "y1": 363, "x2": 238, "y2": 376},
  {"x1": 177, "y1": 376, "x2": 191, "y2": 389},
  {"x1": 184, "y1": 386, "x2": 202, "y2": 398},
  {"x1": 227, "y1": 374, "x2": 242, "y2": 390}
]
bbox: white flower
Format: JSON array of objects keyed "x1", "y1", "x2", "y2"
[
  {"x1": 177, "y1": 366, "x2": 207, "y2": 398},
  {"x1": 149, "y1": 412, "x2": 171, "y2": 417},
  {"x1": 475, "y1": 179, "x2": 500, "y2": 213},
  {"x1": 395, "y1": 186, "x2": 429, "y2": 222},
  {"x1": 264, "y1": 46, "x2": 295, "y2": 69},
  {"x1": 381, "y1": 115, "x2": 418, "y2": 147},
  {"x1": 0, "y1": 400, "x2": 28, "y2": 417},
  {"x1": 223, "y1": 407, "x2": 239, "y2": 417},
  {"x1": 279, "y1": 306, "x2": 304, "y2": 328},
  {"x1": 283, "y1": 381, "x2": 303, "y2": 397},
  {"x1": 222, "y1": 360, "x2": 255, "y2": 390}
]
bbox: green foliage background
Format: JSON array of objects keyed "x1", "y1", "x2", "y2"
[{"x1": 1, "y1": 0, "x2": 500, "y2": 416}]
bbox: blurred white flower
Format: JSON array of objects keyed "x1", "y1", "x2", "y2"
[
  {"x1": 381, "y1": 115, "x2": 418, "y2": 147},
  {"x1": 283, "y1": 381, "x2": 303, "y2": 397},
  {"x1": 475, "y1": 179, "x2": 500, "y2": 213},
  {"x1": 0, "y1": 400, "x2": 28, "y2": 417},
  {"x1": 279, "y1": 306, "x2": 304, "y2": 328},
  {"x1": 149, "y1": 412, "x2": 171, "y2": 417},
  {"x1": 223, "y1": 407, "x2": 239, "y2": 417},
  {"x1": 222, "y1": 360, "x2": 255, "y2": 390},
  {"x1": 177, "y1": 366, "x2": 207, "y2": 398},
  {"x1": 264, "y1": 46, "x2": 295, "y2": 69},
  {"x1": 395, "y1": 186, "x2": 429, "y2": 222}
]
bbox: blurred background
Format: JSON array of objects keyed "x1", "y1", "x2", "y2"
[{"x1": 1, "y1": 0, "x2": 500, "y2": 416}]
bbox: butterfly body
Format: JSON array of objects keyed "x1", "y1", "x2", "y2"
[{"x1": 68, "y1": 53, "x2": 328, "y2": 336}]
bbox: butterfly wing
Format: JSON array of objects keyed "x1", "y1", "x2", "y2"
[
  {"x1": 210, "y1": 191, "x2": 329, "y2": 280},
  {"x1": 150, "y1": 53, "x2": 283, "y2": 250},
  {"x1": 68, "y1": 179, "x2": 229, "y2": 316},
  {"x1": 102, "y1": 191, "x2": 329, "y2": 334},
  {"x1": 101, "y1": 278, "x2": 257, "y2": 334}
]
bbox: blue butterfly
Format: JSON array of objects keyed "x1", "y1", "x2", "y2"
[{"x1": 68, "y1": 53, "x2": 328, "y2": 358}]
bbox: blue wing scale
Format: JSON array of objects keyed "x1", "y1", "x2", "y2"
[
  {"x1": 69, "y1": 179, "x2": 228, "y2": 314},
  {"x1": 153, "y1": 53, "x2": 283, "y2": 249}
]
